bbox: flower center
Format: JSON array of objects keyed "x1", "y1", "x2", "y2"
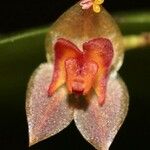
[
  {"x1": 65, "y1": 57, "x2": 98, "y2": 95},
  {"x1": 48, "y1": 38, "x2": 113, "y2": 105}
]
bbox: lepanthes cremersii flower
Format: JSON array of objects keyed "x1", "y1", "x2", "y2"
[{"x1": 26, "y1": 2, "x2": 129, "y2": 150}]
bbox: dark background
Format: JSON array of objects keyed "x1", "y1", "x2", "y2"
[
  {"x1": 0, "y1": 0, "x2": 150, "y2": 34},
  {"x1": 0, "y1": 0, "x2": 150, "y2": 150}
]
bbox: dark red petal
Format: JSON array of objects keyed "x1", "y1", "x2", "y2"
[
  {"x1": 26, "y1": 63, "x2": 73, "y2": 146},
  {"x1": 83, "y1": 38, "x2": 114, "y2": 105},
  {"x1": 74, "y1": 75, "x2": 129, "y2": 150},
  {"x1": 48, "y1": 38, "x2": 81, "y2": 96},
  {"x1": 83, "y1": 38, "x2": 113, "y2": 68}
]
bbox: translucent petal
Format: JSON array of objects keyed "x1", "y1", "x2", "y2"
[
  {"x1": 74, "y1": 75, "x2": 129, "y2": 150},
  {"x1": 26, "y1": 63, "x2": 73, "y2": 146}
]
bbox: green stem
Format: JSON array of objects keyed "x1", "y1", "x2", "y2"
[
  {"x1": 123, "y1": 33, "x2": 150, "y2": 50},
  {"x1": 114, "y1": 11, "x2": 150, "y2": 34}
]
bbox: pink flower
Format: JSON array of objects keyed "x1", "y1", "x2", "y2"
[
  {"x1": 80, "y1": 0, "x2": 104, "y2": 13},
  {"x1": 80, "y1": 0, "x2": 93, "y2": 9},
  {"x1": 26, "y1": 2, "x2": 129, "y2": 150}
]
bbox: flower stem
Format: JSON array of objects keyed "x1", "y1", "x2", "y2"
[{"x1": 123, "y1": 32, "x2": 150, "y2": 51}]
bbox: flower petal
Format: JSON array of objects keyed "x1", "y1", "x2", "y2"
[
  {"x1": 74, "y1": 75, "x2": 129, "y2": 150},
  {"x1": 26, "y1": 63, "x2": 74, "y2": 146},
  {"x1": 83, "y1": 38, "x2": 114, "y2": 105},
  {"x1": 48, "y1": 38, "x2": 81, "y2": 96}
]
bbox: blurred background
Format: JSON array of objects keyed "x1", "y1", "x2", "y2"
[
  {"x1": 0, "y1": 0, "x2": 150, "y2": 34},
  {"x1": 0, "y1": 0, "x2": 150, "y2": 150}
]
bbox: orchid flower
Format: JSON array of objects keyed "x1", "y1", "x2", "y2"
[
  {"x1": 26, "y1": 2, "x2": 129, "y2": 150},
  {"x1": 80, "y1": 0, "x2": 104, "y2": 13}
]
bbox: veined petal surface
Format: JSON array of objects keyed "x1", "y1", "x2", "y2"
[
  {"x1": 74, "y1": 75, "x2": 129, "y2": 150},
  {"x1": 26, "y1": 63, "x2": 74, "y2": 146}
]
